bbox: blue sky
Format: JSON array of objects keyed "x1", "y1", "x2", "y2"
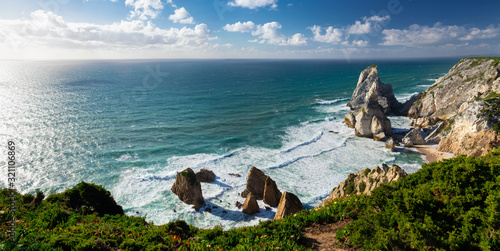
[{"x1": 0, "y1": 0, "x2": 499, "y2": 59}]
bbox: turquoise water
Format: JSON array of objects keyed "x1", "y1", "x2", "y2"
[{"x1": 0, "y1": 59, "x2": 457, "y2": 229}]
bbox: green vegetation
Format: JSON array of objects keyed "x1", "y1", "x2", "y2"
[
  {"x1": 3, "y1": 150, "x2": 500, "y2": 250},
  {"x1": 365, "y1": 64, "x2": 377, "y2": 70},
  {"x1": 478, "y1": 92, "x2": 500, "y2": 133},
  {"x1": 46, "y1": 182, "x2": 124, "y2": 216}
]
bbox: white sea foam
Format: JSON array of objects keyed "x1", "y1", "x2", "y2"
[
  {"x1": 396, "y1": 92, "x2": 419, "y2": 102},
  {"x1": 115, "y1": 153, "x2": 139, "y2": 162},
  {"x1": 109, "y1": 114, "x2": 421, "y2": 230},
  {"x1": 316, "y1": 98, "x2": 349, "y2": 105}
]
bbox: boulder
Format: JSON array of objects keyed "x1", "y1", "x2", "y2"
[
  {"x1": 241, "y1": 166, "x2": 267, "y2": 199},
  {"x1": 319, "y1": 164, "x2": 407, "y2": 207},
  {"x1": 385, "y1": 137, "x2": 397, "y2": 152},
  {"x1": 263, "y1": 176, "x2": 282, "y2": 207},
  {"x1": 195, "y1": 169, "x2": 216, "y2": 183},
  {"x1": 402, "y1": 128, "x2": 425, "y2": 147},
  {"x1": 347, "y1": 65, "x2": 403, "y2": 115},
  {"x1": 242, "y1": 193, "x2": 259, "y2": 215},
  {"x1": 274, "y1": 192, "x2": 303, "y2": 220},
  {"x1": 371, "y1": 116, "x2": 387, "y2": 141},
  {"x1": 347, "y1": 104, "x2": 392, "y2": 140},
  {"x1": 171, "y1": 168, "x2": 205, "y2": 211}
]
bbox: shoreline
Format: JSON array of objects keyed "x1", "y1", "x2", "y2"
[{"x1": 413, "y1": 144, "x2": 454, "y2": 163}]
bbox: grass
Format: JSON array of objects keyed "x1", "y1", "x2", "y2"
[{"x1": 3, "y1": 149, "x2": 500, "y2": 250}]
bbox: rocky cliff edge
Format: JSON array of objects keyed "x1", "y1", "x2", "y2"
[{"x1": 408, "y1": 57, "x2": 500, "y2": 156}]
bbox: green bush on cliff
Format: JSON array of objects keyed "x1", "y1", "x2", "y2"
[
  {"x1": 46, "y1": 182, "x2": 124, "y2": 216},
  {"x1": 336, "y1": 148, "x2": 500, "y2": 250}
]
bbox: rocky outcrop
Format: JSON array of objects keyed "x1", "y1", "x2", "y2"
[
  {"x1": 241, "y1": 167, "x2": 282, "y2": 206},
  {"x1": 274, "y1": 192, "x2": 303, "y2": 220},
  {"x1": 242, "y1": 193, "x2": 259, "y2": 215},
  {"x1": 263, "y1": 176, "x2": 282, "y2": 207},
  {"x1": 347, "y1": 65, "x2": 403, "y2": 115},
  {"x1": 407, "y1": 57, "x2": 500, "y2": 156},
  {"x1": 402, "y1": 128, "x2": 425, "y2": 147},
  {"x1": 195, "y1": 169, "x2": 216, "y2": 183},
  {"x1": 345, "y1": 82, "x2": 392, "y2": 141},
  {"x1": 241, "y1": 166, "x2": 267, "y2": 199},
  {"x1": 171, "y1": 168, "x2": 205, "y2": 211},
  {"x1": 385, "y1": 137, "x2": 397, "y2": 152},
  {"x1": 319, "y1": 164, "x2": 407, "y2": 207}
]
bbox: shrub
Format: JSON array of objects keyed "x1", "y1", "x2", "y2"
[{"x1": 46, "y1": 182, "x2": 124, "y2": 216}]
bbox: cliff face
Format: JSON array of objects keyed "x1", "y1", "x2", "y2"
[{"x1": 408, "y1": 57, "x2": 500, "y2": 156}]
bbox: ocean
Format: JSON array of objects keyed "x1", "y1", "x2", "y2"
[{"x1": 0, "y1": 58, "x2": 457, "y2": 229}]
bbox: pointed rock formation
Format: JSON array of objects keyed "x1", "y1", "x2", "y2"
[
  {"x1": 242, "y1": 193, "x2": 259, "y2": 215},
  {"x1": 171, "y1": 168, "x2": 205, "y2": 211},
  {"x1": 347, "y1": 65, "x2": 402, "y2": 115},
  {"x1": 241, "y1": 166, "x2": 267, "y2": 199},
  {"x1": 263, "y1": 176, "x2": 282, "y2": 207},
  {"x1": 195, "y1": 169, "x2": 216, "y2": 183},
  {"x1": 274, "y1": 192, "x2": 303, "y2": 220},
  {"x1": 319, "y1": 164, "x2": 407, "y2": 208}
]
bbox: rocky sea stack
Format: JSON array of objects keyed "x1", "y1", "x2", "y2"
[
  {"x1": 274, "y1": 192, "x2": 303, "y2": 220},
  {"x1": 347, "y1": 64, "x2": 402, "y2": 115},
  {"x1": 344, "y1": 65, "x2": 394, "y2": 141},
  {"x1": 171, "y1": 168, "x2": 206, "y2": 211}
]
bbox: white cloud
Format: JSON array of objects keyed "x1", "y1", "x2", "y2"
[
  {"x1": 169, "y1": 7, "x2": 194, "y2": 24},
  {"x1": 460, "y1": 26, "x2": 499, "y2": 41},
  {"x1": 309, "y1": 15, "x2": 392, "y2": 46},
  {"x1": 125, "y1": 0, "x2": 163, "y2": 20},
  {"x1": 225, "y1": 21, "x2": 305, "y2": 46},
  {"x1": 228, "y1": 0, "x2": 278, "y2": 9},
  {"x1": 251, "y1": 22, "x2": 284, "y2": 44},
  {"x1": 0, "y1": 10, "x2": 215, "y2": 51},
  {"x1": 348, "y1": 40, "x2": 368, "y2": 47},
  {"x1": 347, "y1": 15, "x2": 390, "y2": 34},
  {"x1": 310, "y1": 25, "x2": 344, "y2": 44},
  {"x1": 287, "y1": 33, "x2": 307, "y2": 46},
  {"x1": 250, "y1": 22, "x2": 305, "y2": 46},
  {"x1": 382, "y1": 23, "x2": 500, "y2": 46},
  {"x1": 223, "y1": 21, "x2": 256, "y2": 33}
]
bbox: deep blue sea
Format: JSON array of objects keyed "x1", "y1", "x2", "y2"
[{"x1": 0, "y1": 59, "x2": 457, "y2": 229}]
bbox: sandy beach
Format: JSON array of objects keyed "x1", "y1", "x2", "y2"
[{"x1": 413, "y1": 144, "x2": 454, "y2": 163}]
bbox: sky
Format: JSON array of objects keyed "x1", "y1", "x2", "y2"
[{"x1": 0, "y1": 0, "x2": 499, "y2": 60}]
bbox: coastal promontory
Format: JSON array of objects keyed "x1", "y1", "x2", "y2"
[{"x1": 408, "y1": 57, "x2": 500, "y2": 156}]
